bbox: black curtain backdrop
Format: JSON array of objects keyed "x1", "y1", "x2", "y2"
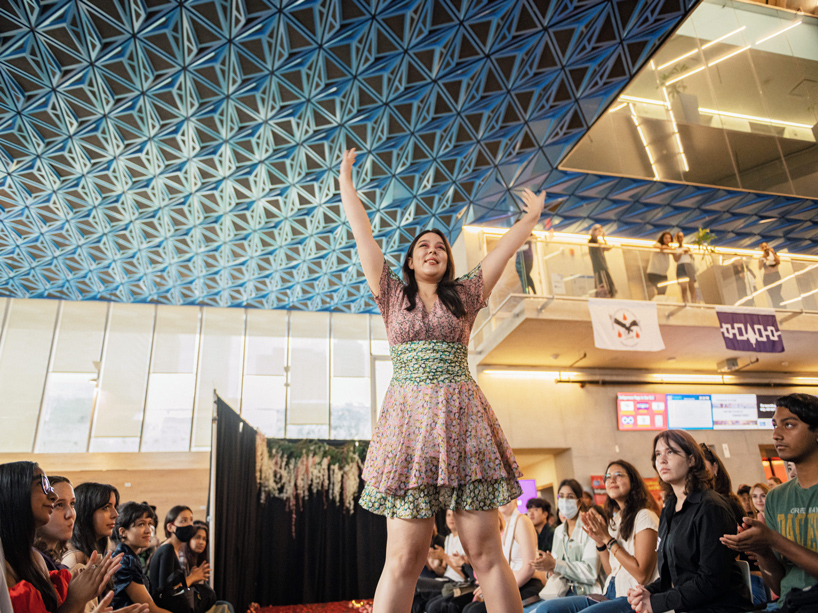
[
  {"x1": 212, "y1": 397, "x2": 387, "y2": 608},
  {"x1": 213, "y1": 396, "x2": 260, "y2": 612}
]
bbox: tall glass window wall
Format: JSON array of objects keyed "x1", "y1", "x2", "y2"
[
  {"x1": 562, "y1": 0, "x2": 818, "y2": 198},
  {"x1": 0, "y1": 300, "x2": 388, "y2": 452}
]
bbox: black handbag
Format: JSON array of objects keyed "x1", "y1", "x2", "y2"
[
  {"x1": 154, "y1": 570, "x2": 194, "y2": 613},
  {"x1": 192, "y1": 582, "x2": 218, "y2": 613}
]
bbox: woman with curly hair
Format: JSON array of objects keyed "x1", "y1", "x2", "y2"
[{"x1": 627, "y1": 431, "x2": 751, "y2": 613}]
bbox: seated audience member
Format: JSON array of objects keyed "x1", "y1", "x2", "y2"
[
  {"x1": 64, "y1": 483, "x2": 121, "y2": 568},
  {"x1": 112, "y1": 501, "x2": 166, "y2": 613},
  {"x1": 527, "y1": 499, "x2": 555, "y2": 554},
  {"x1": 627, "y1": 430, "x2": 751, "y2": 613},
  {"x1": 463, "y1": 501, "x2": 541, "y2": 613},
  {"x1": 737, "y1": 485, "x2": 754, "y2": 518},
  {"x1": 768, "y1": 476, "x2": 783, "y2": 489},
  {"x1": 530, "y1": 480, "x2": 604, "y2": 597},
  {"x1": 35, "y1": 477, "x2": 75, "y2": 570},
  {"x1": 149, "y1": 506, "x2": 209, "y2": 609},
  {"x1": 721, "y1": 394, "x2": 818, "y2": 606},
  {"x1": 180, "y1": 522, "x2": 233, "y2": 613},
  {"x1": 533, "y1": 460, "x2": 659, "y2": 613},
  {"x1": 751, "y1": 483, "x2": 770, "y2": 519},
  {"x1": 581, "y1": 490, "x2": 595, "y2": 511},
  {"x1": 0, "y1": 461, "x2": 121, "y2": 613},
  {"x1": 699, "y1": 446, "x2": 766, "y2": 605},
  {"x1": 699, "y1": 444, "x2": 745, "y2": 525},
  {"x1": 423, "y1": 511, "x2": 472, "y2": 613}
]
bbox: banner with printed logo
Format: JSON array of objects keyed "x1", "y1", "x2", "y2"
[
  {"x1": 588, "y1": 299, "x2": 665, "y2": 351},
  {"x1": 715, "y1": 307, "x2": 784, "y2": 353}
]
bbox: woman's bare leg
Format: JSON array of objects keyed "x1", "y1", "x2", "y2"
[
  {"x1": 372, "y1": 516, "x2": 435, "y2": 613},
  {"x1": 455, "y1": 509, "x2": 523, "y2": 613},
  {"x1": 688, "y1": 280, "x2": 697, "y2": 303}
]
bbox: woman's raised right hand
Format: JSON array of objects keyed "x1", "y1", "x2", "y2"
[{"x1": 339, "y1": 148, "x2": 357, "y2": 178}]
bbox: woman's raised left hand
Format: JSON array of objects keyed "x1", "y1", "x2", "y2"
[{"x1": 520, "y1": 188, "x2": 546, "y2": 223}]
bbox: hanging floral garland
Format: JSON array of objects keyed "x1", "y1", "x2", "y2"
[{"x1": 256, "y1": 433, "x2": 367, "y2": 515}]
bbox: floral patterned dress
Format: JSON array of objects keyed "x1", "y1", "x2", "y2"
[{"x1": 359, "y1": 263, "x2": 522, "y2": 518}]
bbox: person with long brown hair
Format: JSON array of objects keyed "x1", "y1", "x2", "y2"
[
  {"x1": 532, "y1": 462, "x2": 659, "y2": 613},
  {"x1": 339, "y1": 147, "x2": 545, "y2": 613},
  {"x1": 627, "y1": 431, "x2": 751, "y2": 613}
]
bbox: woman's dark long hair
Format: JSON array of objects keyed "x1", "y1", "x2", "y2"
[
  {"x1": 163, "y1": 504, "x2": 192, "y2": 539},
  {"x1": 656, "y1": 231, "x2": 673, "y2": 245},
  {"x1": 651, "y1": 430, "x2": 713, "y2": 497},
  {"x1": 604, "y1": 460, "x2": 660, "y2": 541},
  {"x1": 34, "y1": 475, "x2": 72, "y2": 562},
  {"x1": 181, "y1": 521, "x2": 209, "y2": 570},
  {"x1": 0, "y1": 462, "x2": 59, "y2": 612},
  {"x1": 72, "y1": 482, "x2": 120, "y2": 558},
  {"x1": 401, "y1": 229, "x2": 465, "y2": 318}
]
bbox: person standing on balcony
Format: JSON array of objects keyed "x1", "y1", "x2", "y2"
[
  {"x1": 645, "y1": 232, "x2": 673, "y2": 299},
  {"x1": 673, "y1": 232, "x2": 697, "y2": 303},
  {"x1": 589, "y1": 225, "x2": 616, "y2": 298},
  {"x1": 339, "y1": 147, "x2": 545, "y2": 613},
  {"x1": 758, "y1": 243, "x2": 783, "y2": 308}
]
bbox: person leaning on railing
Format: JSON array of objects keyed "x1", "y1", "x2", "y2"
[{"x1": 645, "y1": 232, "x2": 673, "y2": 300}]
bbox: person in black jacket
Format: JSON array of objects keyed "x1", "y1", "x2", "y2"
[
  {"x1": 627, "y1": 430, "x2": 752, "y2": 613},
  {"x1": 148, "y1": 505, "x2": 209, "y2": 612}
]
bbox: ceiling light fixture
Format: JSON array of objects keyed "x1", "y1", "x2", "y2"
[
  {"x1": 656, "y1": 26, "x2": 746, "y2": 70},
  {"x1": 608, "y1": 102, "x2": 628, "y2": 113},
  {"x1": 657, "y1": 276, "x2": 690, "y2": 287},
  {"x1": 630, "y1": 104, "x2": 660, "y2": 181},
  {"x1": 698, "y1": 108, "x2": 813, "y2": 130},
  {"x1": 620, "y1": 95, "x2": 669, "y2": 107},
  {"x1": 661, "y1": 21, "x2": 800, "y2": 86},
  {"x1": 662, "y1": 87, "x2": 689, "y2": 173},
  {"x1": 756, "y1": 20, "x2": 802, "y2": 45}
]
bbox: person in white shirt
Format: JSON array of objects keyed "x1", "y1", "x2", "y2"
[
  {"x1": 530, "y1": 479, "x2": 604, "y2": 606},
  {"x1": 532, "y1": 463, "x2": 659, "y2": 613},
  {"x1": 673, "y1": 232, "x2": 697, "y2": 303}
]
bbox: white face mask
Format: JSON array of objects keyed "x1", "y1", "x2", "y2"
[{"x1": 558, "y1": 498, "x2": 579, "y2": 520}]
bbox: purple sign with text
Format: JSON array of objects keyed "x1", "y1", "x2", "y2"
[{"x1": 716, "y1": 309, "x2": 784, "y2": 353}]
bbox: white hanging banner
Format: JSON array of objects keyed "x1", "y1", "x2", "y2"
[{"x1": 588, "y1": 298, "x2": 665, "y2": 352}]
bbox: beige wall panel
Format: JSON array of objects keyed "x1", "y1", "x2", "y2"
[
  {"x1": 0, "y1": 299, "x2": 58, "y2": 452},
  {"x1": 52, "y1": 301, "x2": 108, "y2": 373},
  {"x1": 479, "y1": 374, "x2": 790, "y2": 492},
  {"x1": 92, "y1": 304, "x2": 155, "y2": 440},
  {"x1": 192, "y1": 308, "x2": 245, "y2": 449}
]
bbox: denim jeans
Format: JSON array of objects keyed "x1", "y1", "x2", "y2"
[{"x1": 530, "y1": 581, "x2": 631, "y2": 613}]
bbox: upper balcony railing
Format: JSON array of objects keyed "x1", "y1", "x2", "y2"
[{"x1": 466, "y1": 228, "x2": 818, "y2": 345}]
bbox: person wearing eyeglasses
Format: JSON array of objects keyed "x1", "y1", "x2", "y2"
[
  {"x1": 0, "y1": 461, "x2": 122, "y2": 613},
  {"x1": 531, "y1": 461, "x2": 659, "y2": 613},
  {"x1": 34, "y1": 477, "x2": 76, "y2": 571}
]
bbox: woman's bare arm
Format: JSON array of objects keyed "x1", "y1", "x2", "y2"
[{"x1": 339, "y1": 148, "x2": 385, "y2": 295}]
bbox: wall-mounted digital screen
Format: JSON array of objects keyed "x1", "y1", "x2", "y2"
[
  {"x1": 617, "y1": 392, "x2": 780, "y2": 431},
  {"x1": 617, "y1": 393, "x2": 667, "y2": 431}
]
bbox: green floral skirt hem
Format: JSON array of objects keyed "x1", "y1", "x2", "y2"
[{"x1": 358, "y1": 478, "x2": 523, "y2": 519}]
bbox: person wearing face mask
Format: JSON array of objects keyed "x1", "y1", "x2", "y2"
[
  {"x1": 148, "y1": 506, "x2": 210, "y2": 613},
  {"x1": 35, "y1": 477, "x2": 75, "y2": 571},
  {"x1": 530, "y1": 480, "x2": 604, "y2": 599}
]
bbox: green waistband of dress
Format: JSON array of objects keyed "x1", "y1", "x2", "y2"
[{"x1": 389, "y1": 340, "x2": 471, "y2": 385}]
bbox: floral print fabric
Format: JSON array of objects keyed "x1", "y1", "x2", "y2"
[{"x1": 360, "y1": 262, "x2": 522, "y2": 518}]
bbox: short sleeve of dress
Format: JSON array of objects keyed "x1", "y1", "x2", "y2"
[
  {"x1": 373, "y1": 262, "x2": 404, "y2": 324},
  {"x1": 456, "y1": 264, "x2": 489, "y2": 314}
]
